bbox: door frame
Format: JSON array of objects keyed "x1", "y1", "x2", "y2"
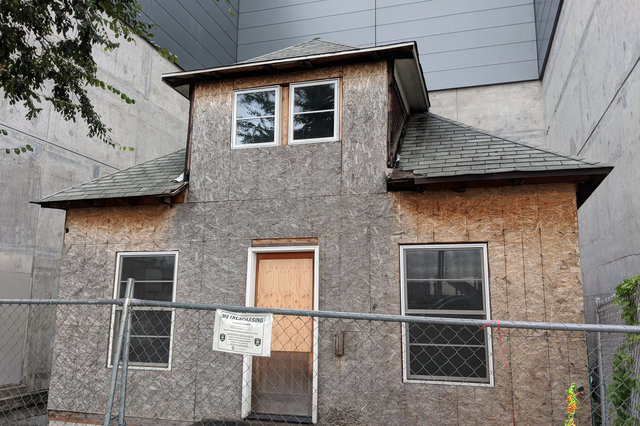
[{"x1": 241, "y1": 245, "x2": 319, "y2": 423}]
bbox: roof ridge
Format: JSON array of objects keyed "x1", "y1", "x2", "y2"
[
  {"x1": 426, "y1": 112, "x2": 600, "y2": 166},
  {"x1": 250, "y1": 39, "x2": 316, "y2": 59},
  {"x1": 239, "y1": 38, "x2": 360, "y2": 64},
  {"x1": 38, "y1": 148, "x2": 186, "y2": 201},
  {"x1": 314, "y1": 38, "x2": 360, "y2": 49}
]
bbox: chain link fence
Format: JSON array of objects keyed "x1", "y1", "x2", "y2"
[
  {"x1": 1, "y1": 297, "x2": 640, "y2": 425},
  {"x1": 596, "y1": 292, "x2": 640, "y2": 425}
]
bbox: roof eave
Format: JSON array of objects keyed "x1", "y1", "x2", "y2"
[
  {"x1": 162, "y1": 41, "x2": 422, "y2": 94},
  {"x1": 387, "y1": 167, "x2": 612, "y2": 207},
  {"x1": 32, "y1": 183, "x2": 188, "y2": 210}
]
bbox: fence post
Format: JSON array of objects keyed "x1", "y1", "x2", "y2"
[
  {"x1": 104, "y1": 278, "x2": 134, "y2": 426},
  {"x1": 118, "y1": 279, "x2": 134, "y2": 426},
  {"x1": 595, "y1": 297, "x2": 608, "y2": 426}
]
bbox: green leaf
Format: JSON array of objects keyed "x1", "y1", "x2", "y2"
[
  {"x1": 0, "y1": 0, "x2": 230, "y2": 149},
  {"x1": 26, "y1": 144, "x2": 33, "y2": 152}
]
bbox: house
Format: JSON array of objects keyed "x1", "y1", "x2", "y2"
[{"x1": 36, "y1": 39, "x2": 611, "y2": 424}]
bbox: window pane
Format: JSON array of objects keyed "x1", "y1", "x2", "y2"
[
  {"x1": 406, "y1": 250, "x2": 439, "y2": 279},
  {"x1": 407, "y1": 280, "x2": 483, "y2": 311},
  {"x1": 129, "y1": 337, "x2": 170, "y2": 364},
  {"x1": 409, "y1": 344, "x2": 487, "y2": 379},
  {"x1": 119, "y1": 281, "x2": 173, "y2": 301},
  {"x1": 120, "y1": 256, "x2": 175, "y2": 282},
  {"x1": 236, "y1": 90, "x2": 276, "y2": 118},
  {"x1": 405, "y1": 248, "x2": 484, "y2": 311},
  {"x1": 408, "y1": 322, "x2": 486, "y2": 346},
  {"x1": 110, "y1": 311, "x2": 172, "y2": 365},
  {"x1": 130, "y1": 310, "x2": 172, "y2": 336},
  {"x1": 294, "y1": 83, "x2": 335, "y2": 113},
  {"x1": 236, "y1": 117, "x2": 275, "y2": 145},
  {"x1": 293, "y1": 111, "x2": 334, "y2": 140},
  {"x1": 442, "y1": 249, "x2": 482, "y2": 280}
]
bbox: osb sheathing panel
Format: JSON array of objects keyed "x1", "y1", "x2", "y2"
[
  {"x1": 232, "y1": 66, "x2": 343, "y2": 90},
  {"x1": 56, "y1": 182, "x2": 587, "y2": 424},
  {"x1": 390, "y1": 183, "x2": 582, "y2": 324},
  {"x1": 187, "y1": 61, "x2": 388, "y2": 203}
]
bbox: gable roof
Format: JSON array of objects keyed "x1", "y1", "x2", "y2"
[
  {"x1": 239, "y1": 38, "x2": 359, "y2": 63},
  {"x1": 389, "y1": 113, "x2": 611, "y2": 206},
  {"x1": 34, "y1": 149, "x2": 187, "y2": 209}
]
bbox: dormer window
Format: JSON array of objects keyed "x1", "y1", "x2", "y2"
[
  {"x1": 232, "y1": 86, "x2": 280, "y2": 148},
  {"x1": 290, "y1": 79, "x2": 339, "y2": 144},
  {"x1": 232, "y1": 80, "x2": 340, "y2": 148}
]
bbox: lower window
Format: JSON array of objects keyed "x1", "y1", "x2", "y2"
[
  {"x1": 400, "y1": 244, "x2": 492, "y2": 384},
  {"x1": 109, "y1": 251, "x2": 178, "y2": 369}
]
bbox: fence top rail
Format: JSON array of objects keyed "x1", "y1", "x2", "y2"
[
  {"x1": 0, "y1": 298, "x2": 122, "y2": 306},
  {"x1": 2, "y1": 297, "x2": 640, "y2": 334}
]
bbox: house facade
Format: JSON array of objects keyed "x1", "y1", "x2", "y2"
[{"x1": 38, "y1": 40, "x2": 609, "y2": 424}]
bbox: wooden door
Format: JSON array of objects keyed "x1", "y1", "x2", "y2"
[{"x1": 251, "y1": 252, "x2": 314, "y2": 419}]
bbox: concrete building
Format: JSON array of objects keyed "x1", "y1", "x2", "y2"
[
  {"x1": 0, "y1": 0, "x2": 235, "y2": 413},
  {"x1": 541, "y1": 0, "x2": 640, "y2": 322},
  {"x1": 0, "y1": 34, "x2": 187, "y2": 396}
]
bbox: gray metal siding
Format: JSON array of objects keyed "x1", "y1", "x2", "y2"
[
  {"x1": 534, "y1": 0, "x2": 562, "y2": 75},
  {"x1": 141, "y1": 0, "x2": 239, "y2": 70},
  {"x1": 237, "y1": 0, "x2": 376, "y2": 61},
  {"x1": 237, "y1": 0, "x2": 540, "y2": 90}
]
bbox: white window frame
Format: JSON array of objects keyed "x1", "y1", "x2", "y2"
[
  {"x1": 241, "y1": 245, "x2": 319, "y2": 423},
  {"x1": 232, "y1": 86, "x2": 281, "y2": 149},
  {"x1": 289, "y1": 79, "x2": 340, "y2": 145},
  {"x1": 399, "y1": 243, "x2": 494, "y2": 387},
  {"x1": 107, "y1": 251, "x2": 179, "y2": 371}
]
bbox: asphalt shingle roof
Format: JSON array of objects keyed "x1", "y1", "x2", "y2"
[
  {"x1": 239, "y1": 38, "x2": 359, "y2": 64},
  {"x1": 396, "y1": 113, "x2": 606, "y2": 178},
  {"x1": 35, "y1": 149, "x2": 187, "y2": 204}
]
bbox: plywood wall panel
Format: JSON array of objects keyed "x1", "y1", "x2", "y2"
[{"x1": 57, "y1": 173, "x2": 584, "y2": 424}]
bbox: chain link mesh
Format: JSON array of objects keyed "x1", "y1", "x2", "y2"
[
  {"x1": 596, "y1": 295, "x2": 640, "y2": 425},
  {"x1": 0, "y1": 300, "x2": 638, "y2": 425}
]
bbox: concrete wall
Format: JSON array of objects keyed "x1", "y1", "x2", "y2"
[
  {"x1": 139, "y1": 0, "x2": 240, "y2": 70},
  {"x1": 237, "y1": 0, "x2": 541, "y2": 90},
  {"x1": 0, "y1": 34, "x2": 188, "y2": 388},
  {"x1": 542, "y1": 0, "x2": 640, "y2": 322},
  {"x1": 48, "y1": 62, "x2": 586, "y2": 424},
  {"x1": 428, "y1": 80, "x2": 546, "y2": 147}
]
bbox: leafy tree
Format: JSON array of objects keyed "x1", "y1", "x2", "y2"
[{"x1": 0, "y1": 0, "x2": 231, "y2": 154}]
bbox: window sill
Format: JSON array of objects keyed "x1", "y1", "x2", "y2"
[
  {"x1": 106, "y1": 363, "x2": 171, "y2": 371},
  {"x1": 403, "y1": 377, "x2": 494, "y2": 387},
  {"x1": 289, "y1": 137, "x2": 339, "y2": 145},
  {"x1": 231, "y1": 142, "x2": 279, "y2": 150}
]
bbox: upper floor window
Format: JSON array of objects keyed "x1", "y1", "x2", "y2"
[
  {"x1": 290, "y1": 79, "x2": 339, "y2": 144},
  {"x1": 232, "y1": 86, "x2": 280, "y2": 148},
  {"x1": 400, "y1": 244, "x2": 492, "y2": 385}
]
